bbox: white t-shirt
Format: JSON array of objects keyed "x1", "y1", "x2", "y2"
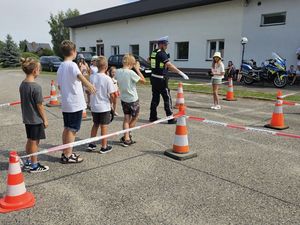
[
  {"x1": 90, "y1": 65, "x2": 98, "y2": 75},
  {"x1": 116, "y1": 69, "x2": 140, "y2": 103},
  {"x1": 212, "y1": 61, "x2": 225, "y2": 79},
  {"x1": 57, "y1": 61, "x2": 86, "y2": 113},
  {"x1": 90, "y1": 73, "x2": 116, "y2": 113}
]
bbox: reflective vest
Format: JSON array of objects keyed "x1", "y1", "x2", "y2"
[{"x1": 150, "y1": 49, "x2": 165, "y2": 70}]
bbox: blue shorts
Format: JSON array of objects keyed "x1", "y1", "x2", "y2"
[{"x1": 63, "y1": 110, "x2": 83, "y2": 132}]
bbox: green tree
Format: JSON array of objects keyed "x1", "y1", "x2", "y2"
[
  {"x1": 48, "y1": 9, "x2": 80, "y2": 57},
  {"x1": 19, "y1": 39, "x2": 28, "y2": 52},
  {"x1": 0, "y1": 34, "x2": 20, "y2": 67}
]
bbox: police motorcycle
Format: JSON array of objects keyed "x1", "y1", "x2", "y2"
[{"x1": 241, "y1": 52, "x2": 288, "y2": 88}]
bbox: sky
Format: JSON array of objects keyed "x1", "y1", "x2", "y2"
[{"x1": 0, "y1": 0, "x2": 137, "y2": 45}]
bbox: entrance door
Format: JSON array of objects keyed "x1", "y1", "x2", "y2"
[{"x1": 97, "y1": 44, "x2": 104, "y2": 56}]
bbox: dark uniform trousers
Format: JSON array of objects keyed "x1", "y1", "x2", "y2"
[{"x1": 150, "y1": 76, "x2": 173, "y2": 120}]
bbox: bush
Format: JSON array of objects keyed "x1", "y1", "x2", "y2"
[
  {"x1": 21, "y1": 52, "x2": 39, "y2": 60},
  {"x1": 38, "y1": 48, "x2": 54, "y2": 57}
]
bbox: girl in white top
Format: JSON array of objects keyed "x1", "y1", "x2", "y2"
[
  {"x1": 109, "y1": 66, "x2": 120, "y2": 116},
  {"x1": 211, "y1": 52, "x2": 225, "y2": 110}
]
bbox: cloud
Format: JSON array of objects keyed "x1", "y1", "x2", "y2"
[{"x1": 0, "y1": 0, "x2": 137, "y2": 44}]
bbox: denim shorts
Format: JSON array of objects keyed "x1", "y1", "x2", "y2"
[
  {"x1": 63, "y1": 110, "x2": 83, "y2": 132},
  {"x1": 211, "y1": 78, "x2": 223, "y2": 85}
]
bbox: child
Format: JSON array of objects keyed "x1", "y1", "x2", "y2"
[
  {"x1": 57, "y1": 40, "x2": 96, "y2": 163},
  {"x1": 288, "y1": 65, "x2": 297, "y2": 85},
  {"x1": 115, "y1": 54, "x2": 146, "y2": 147},
  {"x1": 211, "y1": 52, "x2": 225, "y2": 110},
  {"x1": 78, "y1": 54, "x2": 91, "y2": 109},
  {"x1": 87, "y1": 56, "x2": 116, "y2": 153},
  {"x1": 90, "y1": 56, "x2": 99, "y2": 75},
  {"x1": 19, "y1": 57, "x2": 49, "y2": 173},
  {"x1": 109, "y1": 66, "x2": 120, "y2": 116}
]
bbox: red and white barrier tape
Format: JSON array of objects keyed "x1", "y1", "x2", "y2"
[
  {"x1": 281, "y1": 92, "x2": 299, "y2": 99},
  {"x1": 283, "y1": 101, "x2": 300, "y2": 106},
  {"x1": 0, "y1": 96, "x2": 52, "y2": 108},
  {"x1": 19, "y1": 114, "x2": 181, "y2": 159},
  {"x1": 182, "y1": 81, "x2": 229, "y2": 86},
  {"x1": 0, "y1": 95, "x2": 63, "y2": 108},
  {"x1": 187, "y1": 115, "x2": 300, "y2": 139}
]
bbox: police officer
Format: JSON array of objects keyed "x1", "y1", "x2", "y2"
[{"x1": 149, "y1": 36, "x2": 189, "y2": 124}]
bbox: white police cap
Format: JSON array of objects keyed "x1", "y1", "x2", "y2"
[{"x1": 158, "y1": 36, "x2": 169, "y2": 44}]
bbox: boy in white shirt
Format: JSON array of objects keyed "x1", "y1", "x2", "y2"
[
  {"x1": 87, "y1": 56, "x2": 116, "y2": 153},
  {"x1": 57, "y1": 40, "x2": 96, "y2": 164}
]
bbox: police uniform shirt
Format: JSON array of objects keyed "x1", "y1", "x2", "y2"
[{"x1": 151, "y1": 49, "x2": 170, "y2": 76}]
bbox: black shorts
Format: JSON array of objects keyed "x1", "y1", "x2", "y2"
[
  {"x1": 25, "y1": 124, "x2": 46, "y2": 140},
  {"x1": 92, "y1": 111, "x2": 110, "y2": 125},
  {"x1": 63, "y1": 110, "x2": 83, "y2": 132},
  {"x1": 121, "y1": 100, "x2": 140, "y2": 118}
]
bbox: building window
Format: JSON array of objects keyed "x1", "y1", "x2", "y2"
[
  {"x1": 175, "y1": 42, "x2": 189, "y2": 60},
  {"x1": 207, "y1": 40, "x2": 225, "y2": 60},
  {"x1": 261, "y1": 12, "x2": 286, "y2": 26},
  {"x1": 79, "y1": 47, "x2": 86, "y2": 52},
  {"x1": 130, "y1": 45, "x2": 139, "y2": 56},
  {"x1": 90, "y1": 47, "x2": 96, "y2": 53},
  {"x1": 111, "y1": 46, "x2": 119, "y2": 55}
]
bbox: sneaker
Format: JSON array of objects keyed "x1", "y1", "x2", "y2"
[
  {"x1": 29, "y1": 163, "x2": 49, "y2": 173},
  {"x1": 211, "y1": 105, "x2": 217, "y2": 110},
  {"x1": 22, "y1": 159, "x2": 32, "y2": 171},
  {"x1": 215, "y1": 105, "x2": 221, "y2": 110},
  {"x1": 61, "y1": 153, "x2": 83, "y2": 164},
  {"x1": 168, "y1": 119, "x2": 177, "y2": 124},
  {"x1": 121, "y1": 140, "x2": 132, "y2": 147},
  {"x1": 87, "y1": 143, "x2": 97, "y2": 152},
  {"x1": 100, "y1": 146, "x2": 113, "y2": 154}
]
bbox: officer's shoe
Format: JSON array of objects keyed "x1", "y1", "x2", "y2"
[
  {"x1": 168, "y1": 119, "x2": 177, "y2": 124},
  {"x1": 149, "y1": 118, "x2": 160, "y2": 122}
]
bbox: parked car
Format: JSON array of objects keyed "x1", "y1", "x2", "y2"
[
  {"x1": 75, "y1": 52, "x2": 95, "y2": 65},
  {"x1": 108, "y1": 54, "x2": 152, "y2": 77},
  {"x1": 40, "y1": 56, "x2": 62, "y2": 72}
]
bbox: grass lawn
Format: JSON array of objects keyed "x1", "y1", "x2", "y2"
[{"x1": 144, "y1": 79, "x2": 300, "y2": 102}]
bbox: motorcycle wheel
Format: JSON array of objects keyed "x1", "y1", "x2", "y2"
[
  {"x1": 243, "y1": 74, "x2": 254, "y2": 85},
  {"x1": 273, "y1": 75, "x2": 287, "y2": 88}
]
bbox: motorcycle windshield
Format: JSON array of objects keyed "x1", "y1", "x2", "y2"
[{"x1": 272, "y1": 52, "x2": 286, "y2": 69}]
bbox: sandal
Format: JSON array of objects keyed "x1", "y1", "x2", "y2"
[{"x1": 60, "y1": 153, "x2": 83, "y2": 164}]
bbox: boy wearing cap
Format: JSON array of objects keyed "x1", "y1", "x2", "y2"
[{"x1": 149, "y1": 36, "x2": 189, "y2": 124}]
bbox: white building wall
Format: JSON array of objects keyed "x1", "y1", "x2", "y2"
[
  {"x1": 242, "y1": 0, "x2": 300, "y2": 67},
  {"x1": 72, "y1": 0, "x2": 244, "y2": 69}
]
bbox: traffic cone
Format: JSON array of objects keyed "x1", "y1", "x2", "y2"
[
  {"x1": 175, "y1": 82, "x2": 185, "y2": 108},
  {"x1": 0, "y1": 151, "x2": 35, "y2": 213},
  {"x1": 164, "y1": 112, "x2": 197, "y2": 161},
  {"x1": 265, "y1": 91, "x2": 289, "y2": 130},
  {"x1": 81, "y1": 108, "x2": 91, "y2": 121},
  {"x1": 46, "y1": 80, "x2": 60, "y2": 107},
  {"x1": 223, "y1": 78, "x2": 237, "y2": 101}
]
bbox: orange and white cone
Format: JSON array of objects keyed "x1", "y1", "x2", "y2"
[
  {"x1": 0, "y1": 151, "x2": 35, "y2": 213},
  {"x1": 173, "y1": 116, "x2": 189, "y2": 154},
  {"x1": 175, "y1": 82, "x2": 185, "y2": 108},
  {"x1": 46, "y1": 80, "x2": 60, "y2": 107},
  {"x1": 265, "y1": 91, "x2": 289, "y2": 130},
  {"x1": 223, "y1": 78, "x2": 236, "y2": 101}
]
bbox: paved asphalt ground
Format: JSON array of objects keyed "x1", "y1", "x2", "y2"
[{"x1": 0, "y1": 70, "x2": 299, "y2": 225}]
